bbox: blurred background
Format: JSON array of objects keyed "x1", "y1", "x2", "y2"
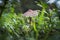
[{"x1": 0, "y1": 0, "x2": 60, "y2": 40}]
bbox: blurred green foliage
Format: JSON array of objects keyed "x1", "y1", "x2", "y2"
[{"x1": 0, "y1": 0, "x2": 60, "y2": 40}]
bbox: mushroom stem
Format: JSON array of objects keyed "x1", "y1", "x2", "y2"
[{"x1": 29, "y1": 17, "x2": 32, "y2": 24}]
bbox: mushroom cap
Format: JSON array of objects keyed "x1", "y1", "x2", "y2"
[{"x1": 23, "y1": 9, "x2": 39, "y2": 17}]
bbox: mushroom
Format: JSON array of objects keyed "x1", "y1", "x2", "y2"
[
  {"x1": 23, "y1": 9, "x2": 39, "y2": 17},
  {"x1": 23, "y1": 9, "x2": 39, "y2": 24}
]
